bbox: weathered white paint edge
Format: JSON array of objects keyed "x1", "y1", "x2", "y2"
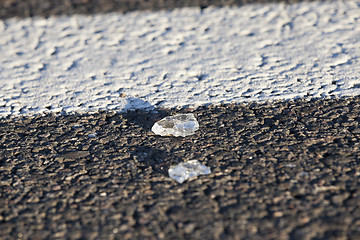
[{"x1": 0, "y1": 0, "x2": 359, "y2": 117}]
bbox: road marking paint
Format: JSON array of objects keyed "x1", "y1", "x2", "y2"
[{"x1": 1, "y1": 1, "x2": 359, "y2": 117}]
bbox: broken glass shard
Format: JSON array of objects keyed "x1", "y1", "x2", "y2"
[
  {"x1": 72, "y1": 124, "x2": 83, "y2": 129},
  {"x1": 168, "y1": 160, "x2": 211, "y2": 184},
  {"x1": 152, "y1": 113, "x2": 199, "y2": 137},
  {"x1": 88, "y1": 133, "x2": 97, "y2": 138}
]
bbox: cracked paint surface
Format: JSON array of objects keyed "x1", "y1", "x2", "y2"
[{"x1": 0, "y1": 1, "x2": 360, "y2": 117}]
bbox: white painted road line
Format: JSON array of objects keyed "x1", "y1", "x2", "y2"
[{"x1": 0, "y1": 1, "x2": 359, "y2": 117}]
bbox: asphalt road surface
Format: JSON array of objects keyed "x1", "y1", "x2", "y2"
[
  {"x1": 1, "y1": 0, "x2": 360, "y2": 239},
  {"x1": 0, "y1": 0, "x2": 307, "y2": 19},
  {"x1": 1, "y1": 97, "x2": 360, "y2": 239}
]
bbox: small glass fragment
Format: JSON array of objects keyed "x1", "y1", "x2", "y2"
[
  {"x1": 72, "y1": 124, "x2": 83, "y2": 129},
  {"x1": 285, "y1": 163, "x2": 296, "y2": 168},
  {"x1": 88, "y1": 133, "x2": 97, "y2": 138},
  {"x1": 152, "y1": 113, "x2": 199, "y2": 137},
  {"x1": 168, "y1": 160, "x2": 211, "y2": 183}
]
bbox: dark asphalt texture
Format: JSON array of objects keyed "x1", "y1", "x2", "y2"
[
  {"x1": 2, "y1": 0, "x2": 360, "y2": 239},
  {"x1": 0, "y1": 0, "x2": 313, "y2": 19},
  {"x1": 1, "y1": 97, "x2": 360, "y2": 239}
]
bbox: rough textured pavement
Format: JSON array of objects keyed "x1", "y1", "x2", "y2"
[
  {"x1": 2, "y1": 0, "x2": 360, "y2": 118},
  {"x1": 1, "y1": 0, "x2": 360, "y2": 239},
  {"x1": 1, "y1": 97, "x2": 360, "y2": 239},
  {"x1": 0, "y1": 0, "x2": 309, "y2": 19}
]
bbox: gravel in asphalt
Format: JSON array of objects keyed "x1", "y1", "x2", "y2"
[
  {"x1": 1, "y1": 97, "x2": 360, "y2": 239},
  {"x1": 0, "y1": 0, "x2": 310, "y2": 19}
]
